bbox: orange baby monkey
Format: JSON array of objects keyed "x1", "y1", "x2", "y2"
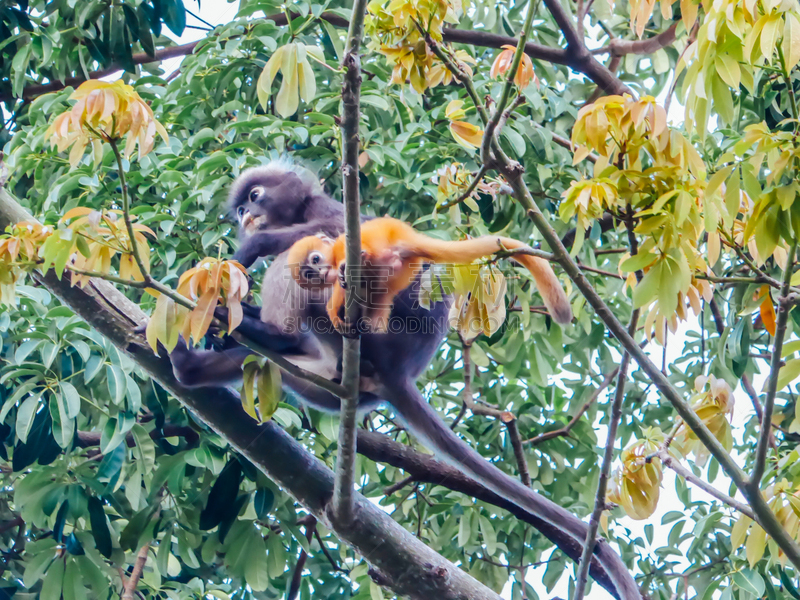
[{"x1": 287, "y1": 217, "x2": 573, "y2": 332}]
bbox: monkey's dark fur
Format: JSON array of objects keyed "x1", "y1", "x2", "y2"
[{"x1": 169, "y1": 161, "x2": 639, "y2": 600}]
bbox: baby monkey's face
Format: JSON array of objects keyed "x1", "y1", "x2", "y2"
[{"x1": 287, "y1": 235, "x2": 336, "y2": 290}]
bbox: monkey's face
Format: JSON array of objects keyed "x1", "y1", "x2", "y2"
[
  {"x1": 287, "y1": 236, "x2": 336, "y2": 290},
  {"x1": 229, "y1": 168, "x2": 311, "y2": 236}
]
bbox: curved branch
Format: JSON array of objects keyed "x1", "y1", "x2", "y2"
[
  {"x1": 355, "y1": 430, "x2": 622, "y2": 597},
  {"x1": 0, "y1": 42, "x2": 199, "y2": 103},
  {"x1": 592, "y1": 22, "x2": 680, "y2": 57}
]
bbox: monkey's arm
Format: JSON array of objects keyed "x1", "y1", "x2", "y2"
[
  {"x1": 234, "y1": 223, "x2": 344, "y2": 268},
  {"x1": 170, "y1": 309, "x2": 316, "y2": 388}
]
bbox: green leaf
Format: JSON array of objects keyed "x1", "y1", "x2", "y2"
[
  {"x1": 266, "y1": 531, "x2": 287, "y2": 578},
  {"x1": 87, "y1": 497, "x2": 113, "y2": 558},
  {"x1": 161, "y1": 0, "x2": 186, "y2": 35},
  {"x1": 120, "y1": 505, "x2": 157, "y2": 552},
  {"x1": 254, "y1": 488, "x2": 275, "y2": 520},
  {"x1": 16, "y1": 391, "x2": 42, "y2": 444},
  {"x1": 244, "y1": 529, "x2": 269, "y2": 592},
  {"x1": 58, "y1": 381, "x2": 81, "y2": 419},
  {"x1": 478, "y1": 515, "x2": 497, "y2": 556},
  {"x1": 778, "y1": 358, "x2": 800, "y2": 389},
  {"x1": 199, "y1": 458, "x2": 243, "y2": 530},
  {"x1": 733, "y1": 569, "x2": 765, "y2": 596},
  {"x1": 39, "y1": 555, "x2": 65, "y2": 600},
  {"x1": 257, "y1": 362, "x2": 281, "y2": 422},
  {"x1": 106, "y1": 365, "x2": 127, "y2": 406}
]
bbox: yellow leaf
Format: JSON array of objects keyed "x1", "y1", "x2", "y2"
[
  {"x1": 297, "y1": 51, "x2": 317, "y2": 102},
  {"x1": 257, "y1": 45, "x2": 286, "y2": 110},
  {"x1": 761, "y1": 15, "x2": 783, "y2": 64},
  {"x1": 784, "y1": 12, "x2": 800, "y2": 73},
  {"x1": 449, "y1": 121, "x2": 483, "y2": 149},
  {"x1": 681, "y1": 0, "x2": 697, "y2": 30},
  {"x1": 276, "y1": 43, "x2": 300, "y2": 118},
  {"x1": 777, "y1": 358, "x2": 800, "y2": 389},
  {"x1": 257, "y1": 362, "x2": 282, "y2": 423},
  {"x1": 731, "y1": 514, "x2": 752, "y2": 549},
  {"x1": 146, "y1": 294, "x2": 170, "y2": 354},
  {"x1": 242, "y1": 361, "x2": 259, "y2": 420},
  {"x1": 708, "y1": 230, "x2": 721, "y2": 265},
  {"x1": 714, "y1": 54, "x2": 740, "y2": 90},
  {"x1": 190, "y1": 288, "x2": 219, "y2": 343},
  {"x1": 445, "y1": 99, "x2": 467, "y2": 120},
  {"x1": 745, "y1": 523, "x2": 767, "y2": 567}
]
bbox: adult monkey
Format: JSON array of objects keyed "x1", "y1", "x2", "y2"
[{"x1": 168, "y1": 162, "x2": 640, "y2": 600}]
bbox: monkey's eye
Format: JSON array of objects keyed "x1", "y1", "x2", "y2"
[
  {"x1": 309, "y1": 251, "x2": 324, "y2": 266},
  {"x1": 237, "y1": 206, "x2": 245, "y2": 218},
  {"x1": 249, "y1": 186, "x2": 265, "y2": 203}
]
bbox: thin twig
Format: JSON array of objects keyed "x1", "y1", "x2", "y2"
[
  {"x1": 497, "y1": 94, "x2": 526, "y2": 137},
  {"x1": 287, "y1": 518, "x2": 316, "y2": 600},
  {"x1": 523, "y1": 367, "x2": 619, "y2": 445},
  {"x1": 660, "y1": 453, "x2": 754, "y2": 519},
  {"x1": 384, "y1": 474, "x2": 416, "y2": 496},
  {"x1": 479, "y1": 0, "x2": 539, "y2": 165},
  {"x1": 741, "y1": 374, "x2": 777, "y2": 449},
  {"x1": 592, "y1": 22, "x2": 680, "y2": 57},
  {"x1": 313, "y1": 529, "x2": 348, "y2": 573},
  {"x1": 426, "y1": 5, "x2": 800, "y2": 575},
  {"x1": 505, "y1": 418, "x2": 531, "y2": 487},
  {"x1": 437, "y1": 165, "x2": 489, "y2": 210}
]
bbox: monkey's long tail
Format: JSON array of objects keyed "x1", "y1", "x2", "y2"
[
  {"x1": 401, "y1": 234, "x2": 573, "y2": 325},
  {"x1": 383, "y1": 378, "x2": 642, "y2": 600}
]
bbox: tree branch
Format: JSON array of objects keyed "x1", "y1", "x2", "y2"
[
  {"x1": 1, "y1": 42, "x2": 199, "y2": 103},
  {"x1": 505, "y1": 418, "x2": 531, "y2": 487},
  {"x1": 574, "y1": 312, "x2": 637, "y2": 600},
  {"x1": 480, "y1": 1, "x2": 538, "y2": 164},
  {"x1": 751, "y1": 244, "x2": 796, "y2": 487},
  {"x1": 355, "y1": 430, "x2": 621, "y2": 597},
  {"x1": 577, "y1": 203, "x2": 642, "y2": 599},
  {"x1": 509, "y1": 179, "x2": 800, "y2": 569},
  {"x1": 76, "y1": 424, "x2": 199, "y2": 448},
  {"x1": 523, "y1": 367, "x2": 619, "y2": 445},
  {"x1": 592, "y1": 22, "x2": 680, "y2": 57},
  {"x1": 122, "y1": 543, "x2": 150, "y2": 600},
  {"x1": 287, "y1": 518, "x2": 316, "y2": 600},
  {"x1": 0, "y1": 189, "x2": 503, "y2": 600},
  {"x1": 428, "y1": 22, "x2": 800, "y2": 571},
  {"x1": 333, "y1": 0, "x2": 370, "y2": 526},
  {"x1": 660, "y1": 453, "x2": 754, "y2": 519}
]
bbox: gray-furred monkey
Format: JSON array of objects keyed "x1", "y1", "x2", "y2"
[{"x1": 168, "y1": 161, "x2": 639, "y2": 600}]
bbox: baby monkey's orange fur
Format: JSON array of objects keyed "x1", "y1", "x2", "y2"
[{"x1": 287, "y1": 217, "x2": 573, "y2": 332}]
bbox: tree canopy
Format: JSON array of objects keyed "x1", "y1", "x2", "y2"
[{"x1": 0, "y1": 0, "x2": 800, "y2": 598}]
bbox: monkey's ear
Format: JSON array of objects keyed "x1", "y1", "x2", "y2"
[{"x1": 315, "y1": 233, "x2": 335, "y2": 244}]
